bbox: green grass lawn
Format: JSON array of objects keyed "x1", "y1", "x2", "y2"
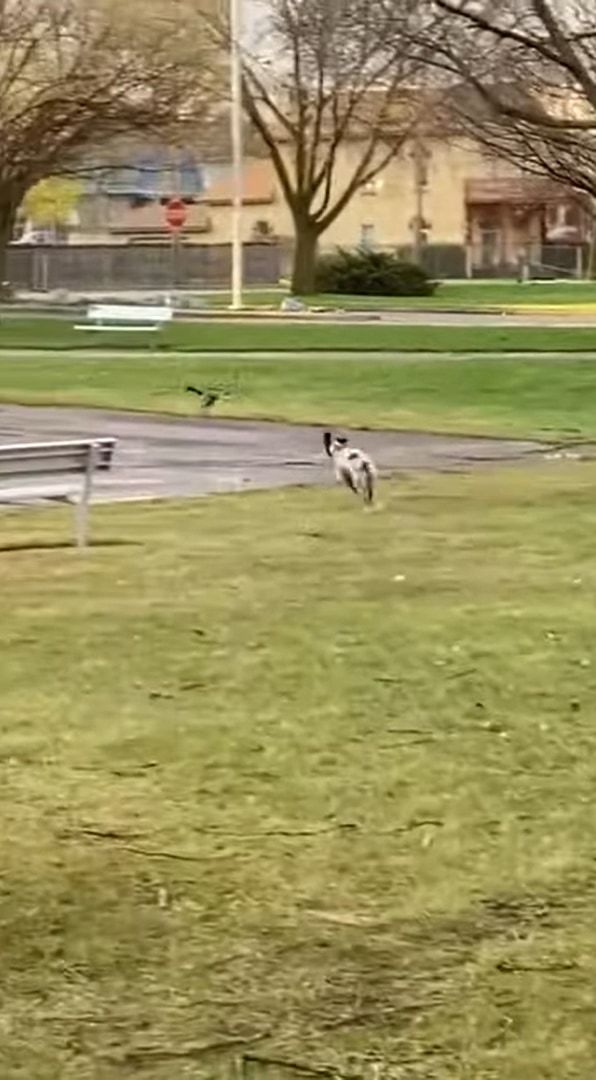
[
  {"x1": 2, "y1": 316, "x2": 596, "y2": 353},
  {"x1": 204, "y1": 281, "x2": 596, "y2": 310},
  {"x1": 4, "y1": 352, "x2": 596, "y2": 440},
  {"x1": 305, "y1": 280, "x2": 596, "y2": 310},
  {"x1": 2, "y1": 466, "x2": 596, "y2": 1078}
]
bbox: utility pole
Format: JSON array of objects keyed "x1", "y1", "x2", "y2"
[{"x1": 230, "y1": 0, "x2": 244, "y2": 309}]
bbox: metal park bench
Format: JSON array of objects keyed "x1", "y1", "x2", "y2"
[
  {"x1": 0, "y1": 438, "x2": 117, "y2": 548},
  {"x1": 74, "y1": 303, "x2": 174, "y2": 334}
]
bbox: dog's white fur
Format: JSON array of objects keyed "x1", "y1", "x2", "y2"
[{"x1": 324, "y1": 431, "x2": 377, "y2": 505}]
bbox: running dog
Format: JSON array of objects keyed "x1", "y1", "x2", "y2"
[{"x1": 323, "y1": 431, "x2": 377, "y2": 505}]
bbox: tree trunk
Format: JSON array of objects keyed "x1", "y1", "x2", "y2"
[
  {"x1": 291, "y1": 220, "x2": 319, "y2": 295},
  {"x1": 586, "y1": 215, "x2": 596, "y2": 280},
  {"x1": 0, "y1": 191, "x2": 21, "y2": 293}
]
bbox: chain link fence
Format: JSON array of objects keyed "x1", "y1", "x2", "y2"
[
  {"x1": 6, "y1": 242, "x2": 281, "y2": 292},
  {"x1": 399, "y1": 242, "x2": 593, "y2": 280},
  {"x1": 7, "y1": 239, "x2": 593, "y2": 294},
  {"x1": 397, "y1": 244, "x2": 467, "y2": 279},
  {"x1": 464, "y1": 241, "x2": 590, "y2": 280}
]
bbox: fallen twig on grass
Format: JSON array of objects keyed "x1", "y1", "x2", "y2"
[
  {"x1": 204, "y1": 951, "x2": 254, "y2": 971},
  {"x1": 380, "y1": 737, "x2": 435, "y2": 747},
  {"x1": 192, "y1": 822, "x2": 359, "y2": 839},
  {"x1": 107, "y1": 843, "x2": 237, "y2": 864},
  {"x1": 382, "y1": 727, "x2": 437, "y2": 745},
  {"x1": 61, "y1": 818, "x2": 444, "y2": 863},
  {"x1": 242, "y1": 1054, "x2": 363, "y2": 1079},
  {"x1": 385, "y1": 727, "x2": 432, "y2": 735},
  {"x1": 60, "y1": 830, "x2": 239, "y2": 864},
  {"x1": 191, "y1": 819, "x2": 443, "y2": 840},
  {"x1": 319, "y1": 997, "x2": 438, "y2": 1031},
  {"x1": 40, "y1": 1014, "x2": 131, "y2": 1025},
  {"x1": 60, "y1": 827, "x2": 147, "y2": 842},
  {"x1": 496, "y1": 959, "x2": 578, "y2": 974},
  {"x1": 111, "y1": 1029, "x2": 271, "y2": 1066},
  {"x1": 397, "y1": 818, "x2": 443, "y2": 833},
  {"x1": 109, "y1": 765, "x2": 159, "y2": 778},
  {"x1": 72, "y1": 761, "x2": 159, "y2": 775}
]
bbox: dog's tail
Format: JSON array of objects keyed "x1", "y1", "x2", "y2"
[
  {"x1": 323, "y1": 431, "x2": 333, "y2": 458},
  {"x1": 186, "y1": 385, "x2": 203, "y2": 397},
  {"x1": 361, "y1": 460, "x2": 375, "y2": 504}
]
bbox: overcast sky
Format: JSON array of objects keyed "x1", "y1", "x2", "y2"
[{"x1": 241, "y1": 0, "x2": 271, "y2": 50}]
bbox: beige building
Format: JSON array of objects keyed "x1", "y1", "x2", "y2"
[
  {"x1": 49, "y1": 134, "x2": 590, "y2": 278},
  {"x1": 195, "y1": 139, "x2": 589, "y2": 276}
]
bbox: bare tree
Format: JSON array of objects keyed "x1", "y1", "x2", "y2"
[
  {"x1": 225, "y1": 0, "x2": 429, "y2": 294},
  {"x1": 422, "y1": 1, "x2": 596, "y2": 201},
  {"x1": 0, "y1": 0, "x2": 219, "y2": 281}
]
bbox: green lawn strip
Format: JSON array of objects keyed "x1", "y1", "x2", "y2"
[
  {"x1": 205, "y1": 281, "x2": 596, "y2": 309},
  {"x1": 198, "y1": 282, "x2": 596, "y2": 310},
  {"x1": 1, "y1": 317, "x2": 596, "y2": 353},
  {"x1": 2, "y1": 352, "x2": 596, "y2": 440},
  {"x1": 301, "y1": 280, "x2": 596, "y2": 309},
  {"x1": 1, "y1": 467, "x2": 596, "y2": 1077}
]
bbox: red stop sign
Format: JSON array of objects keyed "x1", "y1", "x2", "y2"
[{"x1": 165, "y1": 197, "x2": 187, "y2": 231}]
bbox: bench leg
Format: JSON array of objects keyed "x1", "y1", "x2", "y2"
[{"x1": 75, "y1": 445, "x2": 98, "y2": 549}]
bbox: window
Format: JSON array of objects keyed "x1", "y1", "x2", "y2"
[
  {"x1": 179, "y1": 160, "x2": 204, "y2": 197},
  {"x1": 135, "y1": 158, "x2": 159, "y2": 197},
  {"x1": 360, "y1": 223, "x2": 376, "y2": 249},
  {"x1": 252, "y1": 219, "x2": 274, "y2": 239}
]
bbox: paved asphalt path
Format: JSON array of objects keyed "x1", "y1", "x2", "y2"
[
  {"x1": 13, "y1": 294, "x2": 596, "y2": 327},
  {"x1": 0, "y1": 404, "x2": 545, "y2": 505},
  {"x1": 198, "y1": 311, "x2": 596, "y2": 327}
]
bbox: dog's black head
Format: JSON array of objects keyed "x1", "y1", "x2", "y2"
[{"x1": 324, "y1": 432, "x2": 349, "y2": 456}]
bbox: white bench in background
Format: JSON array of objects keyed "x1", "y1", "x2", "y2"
[
  {"x1": 0, "y1": 438, "x2": 117, "y2": 548},
  {"x1": 74, "y1": 304, "x2": 174, "y2": 334}
]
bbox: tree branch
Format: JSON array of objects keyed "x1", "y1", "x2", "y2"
[{"x1": 241, "y1": 73, "x2": 297, "y2": 211}]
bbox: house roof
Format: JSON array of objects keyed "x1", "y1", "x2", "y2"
[
  {"x1": 200, "y1": 161, "x2": 275, "y2": 206},
  {"x1": 465, "y1": 177, "x2": 574, "y2": 205}
]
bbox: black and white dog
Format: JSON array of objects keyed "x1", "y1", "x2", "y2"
[{"x1": 323, "y1": 431, "x2": 377, "y2": 505}]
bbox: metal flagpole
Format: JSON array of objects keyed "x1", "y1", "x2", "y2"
[{"x1": 230, "y1": 0, "x2": 244, "y2": 309}]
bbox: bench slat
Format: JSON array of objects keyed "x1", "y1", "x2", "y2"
[
  {"x1": 88, "y1": 305, "x2": 173, "y2": 319},
  {"x1": 0, "y1": 438, "x2": 117, "y2": 548},
  {"x1": 74, "y1": 323, "x2": 159, "y2": 332},
  {"x1": 0, "y1": 460, "x2": 95, "y2": 478},
  {"x1": 0, "y1": 439, "x2": 116, "y2": 481},
  {"x1": 76, "y1": 304, "x2": 174, "y2": 332},
  {"x1": 0, "y1": 437, "x2": 115, "y2": 448},
  {"x1": 0, "y1": 438, "x2": 115, "y2": 456}
]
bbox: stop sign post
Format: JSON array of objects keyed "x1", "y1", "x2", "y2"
[{"x1": 165, "y1": 198, "x2": 187, "y2": 289}]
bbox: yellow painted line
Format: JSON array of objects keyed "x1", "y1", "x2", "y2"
[{"x1": 506, "y1": 304, "x2": 596, "y2": 315}]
